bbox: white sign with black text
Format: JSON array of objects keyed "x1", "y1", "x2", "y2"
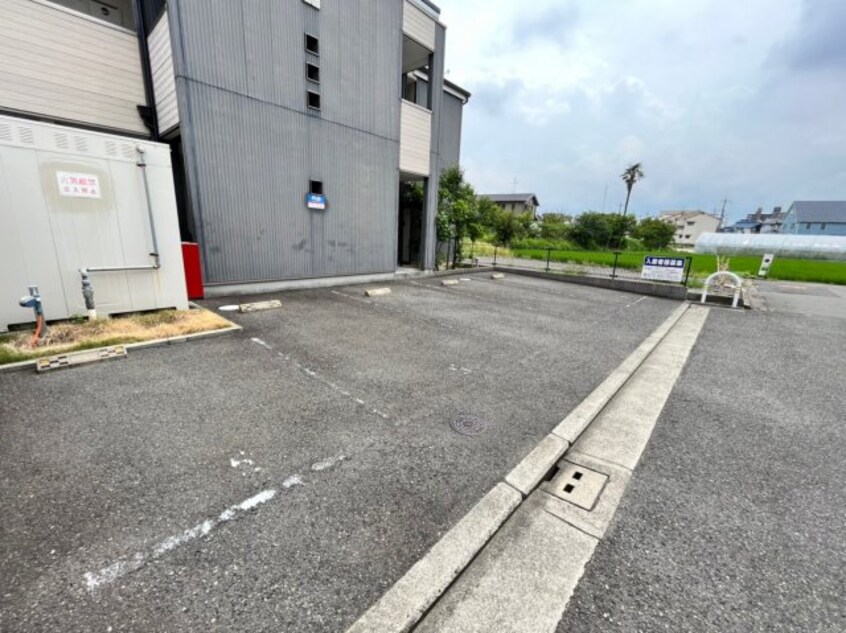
[{"x1": 641, "y1": 255, "x2": 686, "y2": 283}]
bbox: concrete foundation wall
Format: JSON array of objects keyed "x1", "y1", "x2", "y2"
[{"x1": 494, "y1": 267, "x2": 689, "y2": 301}]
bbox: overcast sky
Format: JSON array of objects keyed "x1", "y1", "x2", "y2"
[{"x1": 438, "y1": 0, "x2": 846, "y2": 221}]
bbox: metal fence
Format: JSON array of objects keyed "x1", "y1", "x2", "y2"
[{"x1": 482, "y1": 246, "x2": 694, "y2": 287}]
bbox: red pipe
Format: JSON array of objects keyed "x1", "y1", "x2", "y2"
[{"x1": 30, "y1": 314, "x2": 43, "y2": 348}]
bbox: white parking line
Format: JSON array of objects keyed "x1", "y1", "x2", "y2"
[
  {"x1": 251, "y1": 337, "x2": 273, "y2": 350},
  {"x1": 84, "y1": 489, "x2": 278, "y2": 591},
  {"x1": 625, "y1": 296, "x2": 648, "y2": 308},
  {"x1": 248, "y1": 332, "x2": 393, "y2": 421}
]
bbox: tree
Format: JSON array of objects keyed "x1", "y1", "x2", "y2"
[
  {"x1": 568, "y1": 212, "x2": 635, "y2": 250},
  {"x1": 539, "y1": 212, "x2": 572, "y2": 240},
  {"x1": 491, "y1": 209, "x2": 527, "y2": 246},
  {"x1": 620, "y1": 162, "x2": 645, "y2": 216},
  {"x1": 606, "y1": 213, "x2": 637, "y2": 249},
  {"x1": 437, "y1": 165, "x2": 479, "y2": 268},
  {"x1": 477, "y1": 196, "x2": 500, "y2": 234},
  {"x1": 633, "y1": 218, "x2": 675, "y2": 250},
  {"x1": 540, "y1": 212, "x2": 572, "y2": 225}
]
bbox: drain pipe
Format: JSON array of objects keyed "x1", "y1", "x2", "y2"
[{"x1": 136, "y1": 146, "x2": 160, "y2": 268}]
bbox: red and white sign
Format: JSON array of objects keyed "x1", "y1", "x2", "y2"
[{"x1": 56, "y1": 171, "x2": 101, "y2": 199}]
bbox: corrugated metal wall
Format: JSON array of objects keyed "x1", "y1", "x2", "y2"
[
  {"x1": 170, "y1": 0, "x2": 405, "y2": 284},
  {"x1": 438, "y1": 92, "x2": 464, "y2": 170}
]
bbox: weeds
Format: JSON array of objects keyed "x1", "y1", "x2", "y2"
[{"x1": 0, "y1": 308, "x2": 233, "y2": 365}]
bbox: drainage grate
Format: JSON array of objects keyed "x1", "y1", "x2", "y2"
[
  {"x1": 450, "y1": 414, "x2": 487, "y2": 436},
  {"x1": 545, "y1": 461, "x2": 608, "y2": 511}
]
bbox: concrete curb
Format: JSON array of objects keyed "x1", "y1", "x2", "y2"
[
  {"x1": 202, "y1": 267, "x2": 495, "y2": 297},
  {"x1": 0, "y1": 324, "x2": 243, "y2": 374},
  {"x1": 344, "y1": 302, "x2": 692, "y2": 633},
  {"x1": 345, "y1": 483, "x2": 522, "y2": 633},
  {"x1": 504, "y1": 433, "x2": 569, "y2": 496},
  {"x1": 433, "y1": 267, "x2": 494, "y2": 278},
  {"x1": 493, "y1": 266, "x2": 689, "y2": 300},
  {"x1": 552, "y1": 302, "x2": 690, "y2": 442}
]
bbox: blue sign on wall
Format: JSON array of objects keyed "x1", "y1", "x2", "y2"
[{"x1": 306, "y1": 193, "x2": 327, "y2": 210}]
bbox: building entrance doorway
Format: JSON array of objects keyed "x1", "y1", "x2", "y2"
[{"x1": 398, "y1": 175, "x2": 426, "y2": 269}]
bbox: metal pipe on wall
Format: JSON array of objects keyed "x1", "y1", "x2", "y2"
[{"x1": 136, "y1": 147, "x2": 161, "y2": 267}]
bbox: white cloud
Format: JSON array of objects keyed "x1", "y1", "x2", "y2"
[{"x1": 438, "y1": 0, "x2": 845, "y2": 220}]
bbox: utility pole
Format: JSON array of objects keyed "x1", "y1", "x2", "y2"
[{"x1": 718, "y1": 197, "x2": 730, "y2": 228}]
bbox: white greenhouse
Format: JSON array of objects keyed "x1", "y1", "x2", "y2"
[{"x1": 695, "y1": 233, "x2": 846, "y2": 261}]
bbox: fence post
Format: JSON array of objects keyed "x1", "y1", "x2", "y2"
[
  {"x1": 545, "y1": 247, "x2": 552, "y2": 272},
  {"x1": 494, "y1": 245, "x2": 498, "y2": 266},
  {"x1": 611, "y1": 251, "x2": 621, "y2": 280},
  {"x1": 683, "y1": 256, "x2": 693, "y2": 286}
]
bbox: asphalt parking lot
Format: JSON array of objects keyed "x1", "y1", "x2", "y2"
[
  {"x1": 0, "y1": 272, "x2": 678, "y2": 632},
  {"x1": 557, "y1": 280, "x2": 846, "y2": 632}
]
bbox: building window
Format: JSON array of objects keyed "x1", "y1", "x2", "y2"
[
  {"x1": 821, "y1": 223, "x2": 827, "y2": 230},
  {"x1": 686, "y1": 220, "x2": 695, "y2": 225},
  {"x1": 307, "y1": 91, "x2": 321, "y2": 110},
  {"x1": 806, "y1": 223, "x2": 811, "y2": 229},
  {"x1": 307, "y1": 62, "x2": 320, "y2": 84},
  {"x1": 403, "y1": 76, "x2": 418, "y2": 103},
  {"x1": 684, "y1": 234, "x2": 691, "y2": 239},
  {"x1": 310, "y1": 180, "x2": 323, "y2": 195},
  {"x1": 305, "y1": 33, "x2": 319, "y2": 55}
]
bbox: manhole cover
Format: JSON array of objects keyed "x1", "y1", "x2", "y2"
[{"x1": 450, "y1": 414, "x2": 487, "y2": 436}]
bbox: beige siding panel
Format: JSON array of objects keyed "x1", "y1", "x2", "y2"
[
  {"x1": 149, "y1": 12, "x2": 179, "y2": 133},
  {"x1": 400, "y1": 101, "x2": 431, "y2": 176},
  {"x1": 0, "y1": 75, "x2": 147, "y2": 132},
  {"x1": 0, "y1": 0, "x2": 146, "y2": 134},
  {"x1": 403, "y1": 1, "x2": 435, "y2": 49}
]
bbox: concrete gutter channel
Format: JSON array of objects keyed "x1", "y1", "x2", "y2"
[{"x1": 346, "y1": 301, "x2": 711, "y2": 633}]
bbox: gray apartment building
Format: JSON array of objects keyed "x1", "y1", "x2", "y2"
[{"x1": 0, "y1": 0, "x2": 469, "y2": 293}]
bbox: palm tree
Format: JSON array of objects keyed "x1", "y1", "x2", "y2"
[{"x1": 620, "y1": 163, "x2": 645, "y2": 216}]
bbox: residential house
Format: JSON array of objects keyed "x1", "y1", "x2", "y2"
[
  {"x1": 480, "y1": 193, "x2": 541, "y2": 218},
  {"x1": 721, "y1": 207, "x2": 786, "y2": 234},
  {"x1": 659, "y1": 211, "x2": 721, "y2": 246},
  {"x1": 781, "y1": 201, "x2": 846, "y2": 236}
]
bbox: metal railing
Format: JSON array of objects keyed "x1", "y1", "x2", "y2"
[{"x1": 487, "y1": 246, "x2": 693, "y2": 287}]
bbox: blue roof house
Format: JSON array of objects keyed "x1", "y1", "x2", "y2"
[{"x1": 781, "y1": 201, "x2": 846, "y2": 236}]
